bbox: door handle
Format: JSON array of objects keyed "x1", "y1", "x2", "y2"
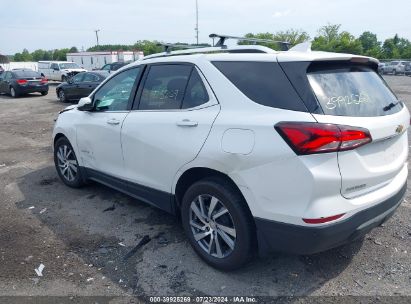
[
  {"x1": 176, "y1": 119, "x2": 198, "y2": 127},
  {"x1": 107, "y1": 118, "x2": 120, "y2": 125}
]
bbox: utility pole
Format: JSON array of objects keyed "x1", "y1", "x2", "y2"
[
  {"x1": 195, "y1": 0, "x2": 199, "y2": 45},
  {"x1": 94, "y1": 29, "x2": 100, "y2": 46}
]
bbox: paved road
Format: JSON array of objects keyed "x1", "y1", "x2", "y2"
[{"x1": 0, "y1": 77, "x2": 410, "y2": 301}]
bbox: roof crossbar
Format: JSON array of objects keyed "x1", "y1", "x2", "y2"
[
  {"x1": 157, "y1": 43, "x2": 205, "y2": 53},
  {"x1": 209, "y1": 33, "x2": 291, "y2": 50}
]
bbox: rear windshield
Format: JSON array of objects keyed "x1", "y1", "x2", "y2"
[
  {"x1": 12, "y1": 70, "x2": 41, "y2": 78},
  {"x1": 212, "y1": 61, "x2": 306, "y2": 111},
  {"x1": 307, "y1": 66, "x2": 402, "y2": 117}
]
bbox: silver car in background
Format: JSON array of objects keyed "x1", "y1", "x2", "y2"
[{"x1": 381, "y1": 61, "x2": 409, "y2": 75}]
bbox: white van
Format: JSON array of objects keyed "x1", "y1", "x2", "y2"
[{"x1": 38, "y1": 61, "x2": 86, "y2": 82}]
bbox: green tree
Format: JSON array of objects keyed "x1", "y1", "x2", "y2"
[
  {"x1": 273, "y1": 29, "x2": 310, "y2": 45},
  {"x1": 32, "y1": 49, "x2": 46, "y2": 61},
  {"x1": 318, "y1": 24, "x2": 341, "y2": 43},
  {"x1": 13, "y1": 53, "x2": 23, "y2": 61},
  {"x1": 312, "y1": 24, "x2": 363, "y2": 54},
  {"x1": 240, "y1": 30, "x2": 309, "y2": 50},
  {"x1": 15, "y1": 49, "x2": 33, "y2": 62},
  {"x1": 380, "y1": 34, "x2": 411, "y2": 59},
  {"x1": 52, "y1": 48, "x2": 70, "y2": 61},
  {"x1": 133, "y1": 40, "x2": 163, "y2": 55},
  {"x1": 382, "y1": 37, "x2": 400, "y2": 59},
  {"x1": 358, "y1": 31, "x2": 381, "y2": 57}
]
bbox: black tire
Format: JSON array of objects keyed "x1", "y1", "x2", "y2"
[
  {"x1": 54, "y1": 137, "x2": 86, "y2": 188},
  {"x1": 393, "y1": 69, "x2": 396, "y2": 75},
  {"x1": 181, "y1": 176, "x2": 255, "y2": 270},
  {"x1": 58, "y1": 89, "x2": 68, "y2": 103},
  {"x1": 41, "y1": 91, "x2": 48, "y2": 96},
  {"x1": 9, "y1": 86, "x2": 18, "y2": 98}
]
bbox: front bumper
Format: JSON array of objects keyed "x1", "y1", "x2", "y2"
[{"x1": 255, "y1": 181, "x2": 407, "y2": 256}]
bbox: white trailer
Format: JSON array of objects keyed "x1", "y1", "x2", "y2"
[
  {"x1": 66, "y1": 51, "x2": 144, "y2": 70},
  {"x1": 0, "y1": 62, "x2": 38, "y2": 71}
]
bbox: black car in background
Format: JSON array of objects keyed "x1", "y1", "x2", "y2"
[
  {"x1": 56, "y1": 71, "x2": 108, "y2": 102},
  {"x1": 98, "y1": 61, "x2": 131, "y2": 72},
  {"x1": 0, "y1": 69, "x2": 48, "y2": 98}
]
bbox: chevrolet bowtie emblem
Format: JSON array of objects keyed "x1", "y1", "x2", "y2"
[{"x1": 395, "y1": 125, "x2": 404, "y2": 134}]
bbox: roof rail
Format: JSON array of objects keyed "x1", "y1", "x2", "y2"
[
  {"x1": 142, "y1": 45, "x2": 276, "y2": 60},
  {"x1": 209, "y1": 33, "x2": 291, "y2": 51}
]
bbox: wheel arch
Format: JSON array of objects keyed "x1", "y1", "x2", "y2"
[
  {"x1": 174, "y1": 167, "x2": 250, "y2": 213},
  {"x1": 53, "y1": 132, "x2": 67, "y2": 147}
]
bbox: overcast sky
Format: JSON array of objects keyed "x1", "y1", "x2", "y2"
[{"x1": 0, "y1": 0, "x2": 410, "y2": 54}]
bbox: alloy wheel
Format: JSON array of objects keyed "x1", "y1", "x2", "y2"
[
  {"x1": 59, "y1": 90, "x2": 65, "y2": 102},
  {"x1": 189, "y1": 194, "x2": 236, "y2": 258},
  {"x1": 10, "y1": 87, "x2": 15, "y2": 97},
  {"x1": 56, "y1": 144, "x2": 78, "y2": 182}
]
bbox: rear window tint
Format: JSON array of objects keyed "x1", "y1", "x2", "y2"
[
  {"x1": 13, "y1": 70, "x2": 40, "y2": 78},
  {"x1": 308, "y1": 66, "x2": 402, "y2": 117},
  {"x1": 212, "y1": 61, "x2": 306, "y2": 111},
  {"x1": 182, "y1": 69, "x2": 209, "y2": 109},
  {"x1": 139, "y1": 64, "x2": 192, "y2": 110}
]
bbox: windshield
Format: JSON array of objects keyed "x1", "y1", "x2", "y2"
[
  {"x1": 308, "y1": 66, "x2": 403, "y2": 117},
  {"x1": 59, "y1": 63, "x2": 80, "y2": 69}
]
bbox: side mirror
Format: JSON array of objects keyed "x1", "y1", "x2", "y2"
[{"x1": 77, "y1": 97, "x2": 93, "y2": 111}]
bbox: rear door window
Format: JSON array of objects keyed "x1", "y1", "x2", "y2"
[
  {"x1": 308, "y1": 65, "x2": 402, "y2": 117},
  {"x1": 182, "y1": 69, "x2": 209, "y2": 109},
  {"x1": 138, "y1": 64, "x2": 192, "y2": 110},
  {"x1": 212, "y1": 61, "x2": 306, "y2": 111}
]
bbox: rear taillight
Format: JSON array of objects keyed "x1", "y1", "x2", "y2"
[
  {"x1": 16, "y1": 79, "x2": 28, "y2": 85},
  {"x1": 40, "y1": 78, "x2": 48, "y2": 84},
  {"x1": 275, "y1": 122, "x2": 372, "y2": 155}
]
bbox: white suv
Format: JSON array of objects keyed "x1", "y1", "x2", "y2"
[{"x1": 52, "y1": 37, "x2": 409, "y2": 270}]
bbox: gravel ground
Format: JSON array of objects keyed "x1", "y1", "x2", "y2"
[{"x1": 0, "y1": 76, "x2": 410, "y2": 303}]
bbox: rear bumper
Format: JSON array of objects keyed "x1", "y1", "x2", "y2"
[
  {"x1": 255, "y1": 181, "x2": 407, "y2": 256},
  {"x1": 16, "y1": 85, "x2": 49, "y2": 94}
]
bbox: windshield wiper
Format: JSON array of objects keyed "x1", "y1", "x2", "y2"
[{"x1": 383, "y1": 101, "x2": 400, "y2": 112}]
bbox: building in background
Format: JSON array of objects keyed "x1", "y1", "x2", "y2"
[{"x1": 66, "y1": 51, "x2": 144, "y2": 71}]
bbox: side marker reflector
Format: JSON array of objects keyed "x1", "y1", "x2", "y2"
[{"x1": 303, "y1": 213, "x2": 345, "y2": 224}]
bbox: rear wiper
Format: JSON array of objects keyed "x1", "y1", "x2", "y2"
[{"x1": 383, "y1": 101, "x2": 400, "y2": 112}]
